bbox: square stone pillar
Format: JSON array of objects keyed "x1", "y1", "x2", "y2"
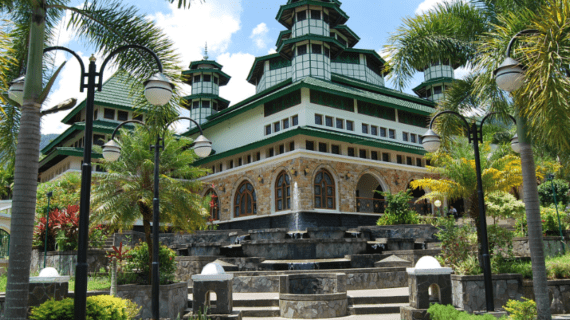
[{"x1": 192, "y1": 273, "x2": 234, "y2": 314}]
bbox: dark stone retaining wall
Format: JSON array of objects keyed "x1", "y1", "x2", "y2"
[
  {"x1": 452, "y1": 274, "x2": 570, "y2": 314},
  {"x1": 241, "y1": 239, "x2": 367, "y2": 260},
  {"x1": 512, "y1": 236, "x2": 569, "y2": 258},
  {"x1": 117, "y1": 282, "x2": 187, "y2": 320},
  {"x1": 30, "y1": 249, "x2": 108, "y2": 276},
  {"x1": 230, "y1": 267, "x2": 408, "y2": 293}
]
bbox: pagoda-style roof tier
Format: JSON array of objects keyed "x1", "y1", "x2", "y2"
[
  {"x1": 412, "y1": 77, "x2": 454, "y2": 95},
  {"x1": 39, "y1": 147, "x2": 103, "y2": 172},
  {"x1": 182, "y1": 94, "x2": 230, "y2": 110},
  {"x1": 276, "y1": 30, "x2": 292, "y2": 48},
  {"x1": 188, "y1": 60, "x2": 223, "y2": 70},
  {"x1": 186, "y1": 75, "x2": 434, "y2": 137},
  {"x1": 247, "y1": 53, "x2": 285, "y2": 85},
  {"x1": 277, "y1": 34, "x2": 346, "y2": 59},
  {"x1": 331, "y1": 25, "x2": 359, "y2": 48},
  {"x1": 62, "y1": 74, "x2": 139, "y2": 125},
  {"x1": 276, "y1": 0, "x2": 349, "y2": 29},
  {"x1": 416, "y1": 60, "x2": 463, "y2": 72},
  {"x1": 41, "y1": 120, "x2": 135, "y2": 154},
  {"x1": 181, "y1": 68, "x2": 231, "y2": 86},
  {"x1": 338, "y1": 48, "x2": 389, "y2": 76},
  {"x1": 192, "y1": 125, "x2": 426, "y2": 166}
]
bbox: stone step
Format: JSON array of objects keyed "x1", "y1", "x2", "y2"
[
  {"x1": 187, "y1": 298, "x2": 278, "y2": 308},
  {"x1": 349, "y1": 294, "x2": 408, "y2": 305},
  {"x1": 348, "y1": 303, "x2": 408, "y2": 315},
  {"x1": 233, "y1": 306, "x2": 280, "y2": 317}
]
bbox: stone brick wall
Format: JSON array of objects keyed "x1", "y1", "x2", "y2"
[
  {"x1": 30, "y1": 249, "x2": 108, "y2": 276},
  {"x1": 201, "y1": 155, "x2": 433, "y2": 224},
  {"x1": 512, "y1": 236, "x2": 569, "y2": 258}
]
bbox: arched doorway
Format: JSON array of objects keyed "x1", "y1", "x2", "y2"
[
  {"x1": 408, "y1": 181, "x2": 429, "y2": 215},
  {"x1": 356, "y1": 174, "x2": 384, "y2": 214}
]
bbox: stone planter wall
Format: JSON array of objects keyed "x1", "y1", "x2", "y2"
[
  {"x1": 30, "y1": 249, "x2": 108, "y2": 276},
  {"x1": 451, "y1": 274, "x2": 523, "y2": 313},
  {"x1": 231, "y1": 267, "x2": 408, "y2": 292},
  {"x1": 521, "y1": 279, "x2": 570, "y2": 314},
  {"x1": 279, "y1": 273, "x2": 347, "y2": 319},
  {"x1": 359, "y1": 225, "x2": 439, "y2": 240},
  {"x1": 512, "y1": 236, "x2": 568, "y2": 258},
  {"x1": 116, "y1": 282, "x2": 187, "y2": 319},
  {"x1": 241, "y1": 238, "x2": 367, "y2": 260}
]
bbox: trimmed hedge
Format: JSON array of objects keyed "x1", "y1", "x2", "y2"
[{"x1": 29, "y1": 295, "x2": 140, "y2": 320}]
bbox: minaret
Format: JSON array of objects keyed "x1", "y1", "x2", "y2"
[
  {"x1": 275, "y1": 0, "x2": 352, "y2": 82},
  {"x1": 412, "y1": 60, "x2": 457, "y2": 103},
  {"x1": 181, "y1": 44, "x2": 231, "y2": 126}
]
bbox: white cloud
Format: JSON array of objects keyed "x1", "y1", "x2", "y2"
[
  {"x1": 415, "y1": 0, "x2": 465, "y2": 15},
  {"x1": 217, "y1": 52, "x2": 256, "y2": 105},
  {"x1": 267, "y1": 48, "x2": 277, "y2": 55},
  {"x1": 250, "y1": 23, "x2": 270, "y2": 49},
  {"x1": 40, "y1": 51, "x2": 117, "y2": 135},
  {"x1": 454, "y1": 66, "x2": 472, "y2": 80},
  {"x1": 150, "y1": 0, "x2": 242, "y2": 65}
]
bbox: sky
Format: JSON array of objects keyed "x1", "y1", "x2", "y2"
[{"x1": 41, "y1": 0, "x2": 456, "y2": 135}]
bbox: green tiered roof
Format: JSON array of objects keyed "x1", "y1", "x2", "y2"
[
  {"x1": 62, "y1": 73, "x2": 140, "y2": 125},
  {"x1": 276, "y1": 0, "x2": 349, "y2": 28}
]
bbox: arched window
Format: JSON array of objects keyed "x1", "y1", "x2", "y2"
[
  {"x1": 314, "y1": 169, "x2": 335, "y2": 209},
  {"x1": 234, "y1": 181, "x2": 257, "y2": 217},
  {"x1": 205, "y1": 189, "x2": 219, "y2": 221},
  {"x1": 275, "y1": 171, "x2": 291, "y2": 211}
]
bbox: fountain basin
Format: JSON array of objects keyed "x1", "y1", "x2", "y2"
[
  {"x1": 306, "y1": 227, "x2": 347, "y2": 239},
  {"x1": 249, "y1": 228, "x2": 288, "y2": 241},
  {"x1": 241, "y1": 239, "x2": 367, "y2": 260},
  {"x1": 261, "y1": 258, "x2": 351, "y2": 271},
  {"x1": 279, "y1": 273, "x2": 347, "y2": 319}
]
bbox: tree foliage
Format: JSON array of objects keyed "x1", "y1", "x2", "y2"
[
  {"x1": 376, "y1": 190, "x2": 420, "y2": 225},
  {"x1": 537, "y1": 179, "x2": 570, "y2": 206},
  {"x1": 91, "y1": 126, "x2": 209, "y2": 283}
]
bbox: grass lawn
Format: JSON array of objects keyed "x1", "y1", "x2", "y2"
[{"x1": 0, "y1": 274, "x2": 111, "y2": 292}]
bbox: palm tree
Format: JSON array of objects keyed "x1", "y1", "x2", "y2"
[
  {"x1": 91, "y1": 127, "x2": 209, "y2": 284},
  {"x1": 411, "y1": 138, "x2": 547, "y2": 241},
  {"x1": 0, "y1": 1, "x2": 199, "y2": 318},
  {"x1": 385, "y1": 1, "x2": 555, "y2": 318}
]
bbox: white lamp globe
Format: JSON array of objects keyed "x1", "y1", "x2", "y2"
[
  {"x1": 193, "y1": 135, "x2": 212, "y2": 158},
  {"x1": 422, "y1": 129, "x2": 441, "y2": 153},
  {"x1": 494, "y1": 57, "x2": 525, "y2": 92},
  {"x1": 434, "y1": 200, "x2": 442, "y2": 208},
  {"x1": 102, "y1": 140, "x2": 121, "y2": 162},
  {"x1": 144, "y1": 73, "x2": 174, "y2": 106},
  {"x1": 8, "y1": 76, "x2": 25, "y2": 105},
  {"x1": 511, "y1": 133, "x2": 520, "y2": 154}
]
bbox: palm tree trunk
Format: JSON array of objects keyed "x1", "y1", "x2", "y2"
[
  {"x1": 4, "y1": 5, "x2": 45, "y2": 320},
  {"x1": 517, "y1": 115, "x2": 551, "y2": 320}
]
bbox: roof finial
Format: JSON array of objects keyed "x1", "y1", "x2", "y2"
[{"x1": 203, "y1": 42, "x2": 209, "y2": 60}]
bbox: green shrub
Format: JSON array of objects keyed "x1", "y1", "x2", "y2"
[
  {"x1": 541, "y1": 205, "x2": 570, "y2": 235},
  {"x1": 546, "y1": 253, "x2": 570, "y2": 279},
  {"x1": 123, "y1": 241, "x2": 177, "y2": 285},
  {"x1": 538, "y1": 179, "x2": 569, "y2": 206},
  {"x1": 30, "y1": 295, "x2": 141, "y2": 320},
  {"x1": 434, "y1": 216, "x2": 477, "y2": 270},
  {"x1": 427, "y1": 304, "x2": 506, "y2": 320},
  {"x1": 503, "y1": 298, "x2": 536, "y2": 320},
  {"x1": 376, "y1": 190, "x2": 420, "y2": 226}
]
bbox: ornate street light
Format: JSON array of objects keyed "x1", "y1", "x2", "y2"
[
  {"x1": 103, "y1": 117, "x2": 211, "y2": 320},
  {"x1": 9, "y1": 44, "x2": 174, "y2": 320},
  {"x1": 421, "y1": 111, "x2": 517, "y2": 312}
]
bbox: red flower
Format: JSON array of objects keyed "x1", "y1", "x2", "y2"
[{"x1": 542, "y1": 220, "x2": 546, "y2": 223}]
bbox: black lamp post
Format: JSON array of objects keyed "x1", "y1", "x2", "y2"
[
  {"x1": 17, "y1": 45, "x2": 175, "y2": 320},
  {"x1": 102, "y1": 117, "x2": 212, "y2": 320},
  {"x1": 43, "y1": 191, "x2": 53, "y2": 268},
  {"x1": 547, "y1": 174, "x2": 566, "y2": 255},
  {"x1": 422, "y1": 111, "x2": 517, "y2": 312}
]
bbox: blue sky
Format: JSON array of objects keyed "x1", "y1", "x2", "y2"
[{"x1": 42, "y1": 0, "x2": 451, "y2": 134}]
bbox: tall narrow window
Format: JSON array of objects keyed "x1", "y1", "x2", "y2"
[
  {"x1": 314, "y1": 169, "x2": 335, "y2": 209},
  {"x1": 206, "y1": 189, "x2": 219, "y2": 221},
  {"x1": 275, "y1": 171, "x2": 291, "y2": 211},
  {"x1": 234, "y1": 181, "x2": 257, "y2": 217}
]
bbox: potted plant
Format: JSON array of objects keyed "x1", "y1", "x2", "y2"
[{"x1": 116, "y1": 241, "x2": 187, "y2": 319}]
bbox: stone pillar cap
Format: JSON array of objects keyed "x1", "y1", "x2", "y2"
[
  {"x1": 406, "y1": 256, "x2": 453, "y2": 275},
  {"x1": 30, "y1": 268, "x2": 70, "y2": 283}
]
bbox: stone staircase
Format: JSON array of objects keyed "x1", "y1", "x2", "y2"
[{"x1": 348, "y1": 294, "x2": 408, "y2": 315}]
